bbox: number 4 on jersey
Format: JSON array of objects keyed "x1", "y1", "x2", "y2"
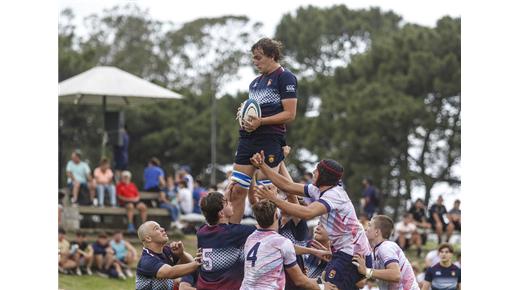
[{"x1": 246, "y1": 242, "x2": 261, "y2": 267}]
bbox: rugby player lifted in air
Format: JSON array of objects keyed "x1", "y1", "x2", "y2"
[{"x1": 229, "y1": 37, "x2": 298, "y2": 224}]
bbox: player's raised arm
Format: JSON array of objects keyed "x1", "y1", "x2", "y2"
[
  {"x1": 254, "y1": 184, "x2": 327, "y2": 220},
  {"x1": 156, "y1": 260, "x2": 201, "y2": 279},
  {"x1": 250, "y1": 151, "x2": 305, "y2": 195}
]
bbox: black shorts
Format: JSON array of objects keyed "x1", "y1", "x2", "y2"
[
  {"x1": 234, "y1": 134, "x2": 286, "y2": 167},
  {"x1": 324, "y1": 252, "x2": 363, "y2": 290},
  {"x1": 453, "y1": 220, "x2": 461, "y2": 231}
]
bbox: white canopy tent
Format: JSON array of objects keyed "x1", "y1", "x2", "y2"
[
  {"x1": 59, "y1": 66, "x2": 183, "y2": 107},
  {"x1": 58, "y1": 66, "x2": 183, "y2": 156}
]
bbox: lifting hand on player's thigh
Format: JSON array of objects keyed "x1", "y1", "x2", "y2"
[{"x1": 250, "y1": 151, "x2": 265, "y2": 168}]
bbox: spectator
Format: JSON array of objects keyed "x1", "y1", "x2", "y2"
[
  {"x1": 143, "y1": 157, "x2": 166, "y2": 192},
  {"x1": 178, "y1": 166, "x2": 194, "y2": 194},
  {"x1": 113, "y1": 125, "x2": 129, "y2": 183},
  {"x1": 92, "y1": 232, "x2": 125, "y2": 279},
  {"x1": 408, "y1": 198, "x2": 431, "y2": 248},
  {"x1": 116, "y1": 170, "x2": 148, "y2": 233},
  {"x1": 421, "y1": 243, "x2": 461, "y2": 290},
  {"x1": 361, "y1": 177, "x2": 379, "y2": 219},
  {"x1": 394, "y1": 213, "x2": 422, "y2": 256},
  {"x1": 159, "y1": 175, "x2": 181, "y2": 229},
  {"x1": 424, "y1": 249, "x2": 440, "y2": 268},
  {"x1": 58, "y1": 228, "x2": 77, "y2": 274},
  {"x1": 192, "y1": 179, "x2": 207, "y2": 214},
  {"x1": 70, "y1": 231, "x2": 94, "y2": 276},
  {"x1": 93, "y1": 157, "x2": 117, "y2": 207},
  {"x1": 177, "y1": 180, "x2": 193, "y2": 214},
  {"x1": 411, "y1": 262, "x2": 426, "y2": 288},
  {"x1": 428, "y1": 196, "x2": 454, "y2": 244},
  {"x1": 217, "y1": 170, "x2": 232, "y2": 192},
  {"x1": 66, "y1": 150, "x2": 95, "y2": 205},
  {"x1": 110, "y1": 231, "x2": 138, "y2": 278},
  {"x1": 58, "y1": 190, "x2": 65, "y2": 227},
  {"x1": 448, "y1": 199, "x2": 461, "y2": 233}
]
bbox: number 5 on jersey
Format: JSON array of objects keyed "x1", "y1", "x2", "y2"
[
  {"x1": 202, "y1": 248, "x2": 213, "y2": 270},
  {"x1": 246, "y1": 242, "x2": 261, "y2": 267}
]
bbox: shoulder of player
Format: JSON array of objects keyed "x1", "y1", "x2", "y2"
[{"x1": 276, "y1": 68, "x2": 297, "y2": 81}]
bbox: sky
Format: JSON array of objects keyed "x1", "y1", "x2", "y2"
[
  {"x1": 59, "y1": 0, "x2": 461, "y2": 35},
  {"x1": 57, "y1": 0, "x2": 462, "y2": 206}
]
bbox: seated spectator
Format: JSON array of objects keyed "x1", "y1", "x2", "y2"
[
  {"x1": 424, "y1": 249, "x2": 440, "y2": 268},
  {"x1": 159, "y1": 175, "x2": 181, "y2": 229},
  {"x1": 93, "y1": 157, "x2": 117, "y2": 207},
  {"x1": 217, "y1": 170, "x2": 232, "y2": 192},
  {"x1": 58, "y1": 228, "x2": 77, "y2": 274},
  {"x1": 116, "y1": 171, "x2": 148, "y2": 233},
  {"x1": 91, "y1": 232, "x2": 125, "y2": 280},
  {"x1": 177, "y1": 166, "x2": 194, "y2": 194},
  {"x1": 411, "y1": 262, "x2": 426, "y2": 289},
  {"x1": 66, "y1": 150, "x2": 95, "y2": 205},
  {"x1": 143, "y1": 157, "x2": 165, "y2": 192},
  {"x1": 192, "y1": 179, "x2": 207, "y2": 214},
  {"x1": 71, "y1": 231, "x2": 94, "y2": 276},
  {"x1": 394, "y1": 213, "x2": 422, "y2": 256},
  {"x1": 408, "y1": 198, "x2": 431, "y2": 247},
  {"x1": 448, "y1": 199, "x2": 461, "y2": 233},
  {"x1": 177, "y1": 180, "x2": 193, "y2": 214},
  {"x1": 110, "y1": 231, "x2": 138, "y2": 278},
  {"x1": 428, "y1": 195, "x2": 455, "y2": 244}
]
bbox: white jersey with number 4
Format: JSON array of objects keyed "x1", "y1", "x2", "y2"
[{"x1": 240, "y1": 229, "x2": 297, "y2": 290}]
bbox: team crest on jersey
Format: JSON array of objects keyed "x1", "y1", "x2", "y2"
[
  {"x1": 268, "y1": 154, "x2": 275, "y2": 164},
  {"x1": 451, "y1": 271, "x2": 456, "y2": 276},
  {"x1": 328, "y1": 269, "x2": 336, "y2": 279},
  {"x1": 435, "y1": 271, "x2": 441, "y2": 275},
  {"x1": 267, "y1": 79, "x2": 272, "y2": 86}
]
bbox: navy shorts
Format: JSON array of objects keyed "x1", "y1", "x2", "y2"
[
  {"x1": 324, "y1": 252, "x2": 366, "y2": 290},
  {"x1": 234, "y1": 133, "x2": 285, "y2": 167}
]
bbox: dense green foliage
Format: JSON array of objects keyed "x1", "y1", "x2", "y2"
[{"x1": 59, "y1": 4, "x2": 460, "y2": 215}]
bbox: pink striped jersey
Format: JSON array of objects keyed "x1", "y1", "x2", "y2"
[
  {"x1": 354, "y1": 228, "x2": 372, "y2": 257},
  {"x1": 304, "y1": 183, "x2": 366, "y2": 256},
  {"x1": 373, "y1": 240, "x2": 420, "y2": 290},
  {"x1": 240, "y1": 229, "x2": 298, "y2": 290}
]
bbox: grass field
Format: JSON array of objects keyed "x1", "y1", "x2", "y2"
[
  {"x1": 58, "y1": 234, "x2": 197, "y2": 290},
  {"x1": 58, "y1": 233, "x2": 458, "y2": 290}
]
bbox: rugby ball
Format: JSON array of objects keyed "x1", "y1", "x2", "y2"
[{"x1": 239, "y1": 99, "x2": 261, "y2": 132}]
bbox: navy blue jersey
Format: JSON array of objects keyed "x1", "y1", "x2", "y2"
[
  {"x1": 136, "y1": 246, "x2": 180, "y2": 290},
  {"x1": 241, "y1": 66, "x2": 297, "y2": 137},
  {"x1": 279, "y1": 217, "x2": 309, "y2": 290},
  {"x1": 304, "y1": 252, "x2": 328, "y2": 279},
  {"x1": 424, "y1": 263, "x2": 461, "y2": 290},
  {"x1": 196, "y1": 223, "x2": 256, "y2": 290}
]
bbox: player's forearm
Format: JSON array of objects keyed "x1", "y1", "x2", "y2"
[
  {"x1": 370, "y1": 268, "x2": 400, "y2": 283},
  {"x1": 294, "y1": 245, "x2": 320, "y2": 256},
  {"x1": 259, "y1": 163, "x2": 304, "y2": 195},
  {"x1": 260, "y1": 110, "x2": 295, "y2": 125},
  {"x1": 178, "y1": 251, "x2": 194, "y2": 264},
  {"x1": 158, "y1": 261, "x2": 199, "y2": 279},
  {"x1": 274, "y1": 199, "x2": 315, "y2": 220}
]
